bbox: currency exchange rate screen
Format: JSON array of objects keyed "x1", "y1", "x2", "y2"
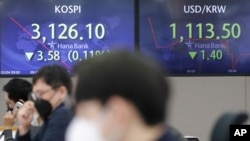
[
  {"x1": 140, "y1": 0, "x2": 250, "y2": 75},
  {"x1": 0, "y1": 0, "x2": 135, "y2": 76}
]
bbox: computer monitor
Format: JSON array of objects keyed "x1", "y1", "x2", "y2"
[
  {"x1": 139, "y1": 0, "x2": 250, "y2": 75},
  {"x1": 0, "y1": 0, "x2": 136, "y2": 76}
]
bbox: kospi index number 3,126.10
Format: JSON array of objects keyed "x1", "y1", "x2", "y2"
[{"x1": 31, "y1": 23, "x2": 106, "y2": 42}]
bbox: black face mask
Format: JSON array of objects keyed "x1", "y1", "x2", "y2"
[{"x1": 34, "y1": 99, "x2": 52, "y2": 121}]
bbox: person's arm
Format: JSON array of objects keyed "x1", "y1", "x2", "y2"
[
  {"x1": 15, "y1": 101, "x2": 36, "y2": 141},
  {"x1": 3, "y1": 129, "x2": 14, "y2": 141},
  {"x1": 3, "y1": 111, "x2": 16, "y2": 141}
]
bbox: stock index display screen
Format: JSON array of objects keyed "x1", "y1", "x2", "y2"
[
  {"x1": 0, "y1": 0, "x2": 135, "y2": 76},
  {"x1": 140, "y1": 0, "x2": 250, "y2": 75}
]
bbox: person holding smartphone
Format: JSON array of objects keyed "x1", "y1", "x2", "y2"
[
  {"x1": 15, "y1": 65, "x2": 72, "y2": 141},
  {"x1": 1, "y1": 78, "x2": 32, "y2": 141}
]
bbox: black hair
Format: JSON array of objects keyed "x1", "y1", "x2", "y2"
[
  {"x1": 74, "y1": 50, "x2": 171, "y2": 126},
  {"x1": 33, "y1": 64, "x2": 72, "y2": 94},
  {"x1": 3, "y1": 78, "x2": 32, "y2": 102}
]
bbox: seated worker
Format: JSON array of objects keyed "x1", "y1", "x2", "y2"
[
  {"x1": 1, "y1": 78, "x2": 32, "y2": 141},
  {"x1": 15, "y1": 64, "x2": 72, "y2": 141},
  {"x1": 66, "y1": 51, "x2": 187, "y2": 141}
]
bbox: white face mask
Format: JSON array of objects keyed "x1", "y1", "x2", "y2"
[{"x1": 66, "y1": 117, "x2": 104, "y2": 141}]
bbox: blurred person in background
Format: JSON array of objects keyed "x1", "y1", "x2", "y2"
[
  {"x1": 15, "y1": 64, "x2": 72, "y2": 141},
  {"x1": 1, "y1": 78, "x2": 32, "y2": 141},
  {"x1": 66, "y1": 51, "x2": 187, "y2": 141}
]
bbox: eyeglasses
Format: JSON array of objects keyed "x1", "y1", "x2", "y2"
[{"x1": 31, "y1": 86, "x2": 60, "y2": 100}]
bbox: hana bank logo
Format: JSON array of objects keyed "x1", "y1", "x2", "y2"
[{"x1": 185, "y1": 40, "x2": 194, "y2": 49}]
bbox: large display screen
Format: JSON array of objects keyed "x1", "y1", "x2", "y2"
[
  {"x1": 0, "y1": 0, "x2": 135, "y2": 76},
  {"x1": 140, "y1": 0, "x2": 250, "y2": 75}
]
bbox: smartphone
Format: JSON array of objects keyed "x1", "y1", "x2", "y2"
[{"x1": 13, "y1": 101, "x2": 23, "y2": 112}]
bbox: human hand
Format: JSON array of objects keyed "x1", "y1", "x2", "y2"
[
  {"x1": 17, "y1": 101, "x2": 35, "y2": 135},
  {"x1": 3, "y1": 111, "x2": 16, "y2": 129}
]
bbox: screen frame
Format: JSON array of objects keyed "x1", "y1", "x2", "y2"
[
  {"x1": 0, "y1": 0, "x2": 139, "y2": 77},
  {"x1": 137, "y1": 0, "x2": 250, "y2": 76}
]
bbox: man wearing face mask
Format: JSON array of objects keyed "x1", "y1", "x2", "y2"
[
  {"x1": 15, "y1": 64, "x2": 72, "y2": 141},
  {"x1": 1, "y1": 78, "x2": 32, "y2": 141},
  {"x1": 66, "y1": 51, "x2": 187, "y2": 141}
]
